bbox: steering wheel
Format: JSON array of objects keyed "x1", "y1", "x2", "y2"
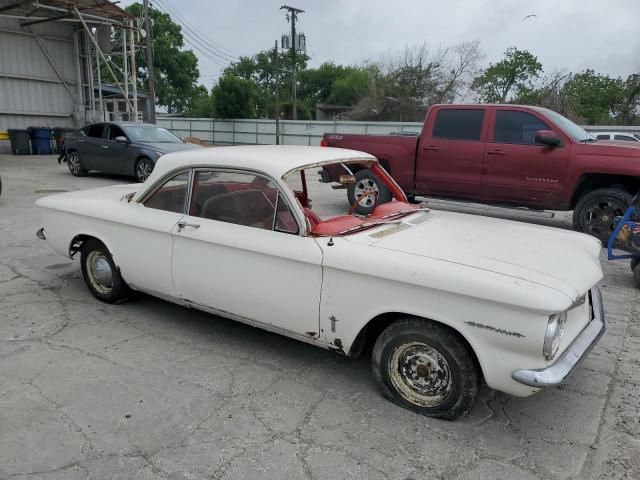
[{"x1": 349, "y1": 190, "x2": 378, "y2": 215}]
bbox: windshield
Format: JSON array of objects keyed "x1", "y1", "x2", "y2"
[
  {"x1": 541, "y1": 108, "x2": 595, "y2": 142},
  {"x1": 124, "y1": 125, "x2": 183, "y2": 143}
]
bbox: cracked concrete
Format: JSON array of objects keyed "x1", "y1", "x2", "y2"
[{"x1": 0, "y1": 154, "x2": 639, "y2": 479}]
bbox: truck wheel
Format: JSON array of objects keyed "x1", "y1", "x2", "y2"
[
  {"x1": 371, "y1": 318, "x2": 480, "y2": 420},
  {"x1": 572, "y1": 188, "x2": 632, "y2": 244},
  {"x1": 631, "y1": 257, "x2": 640, "y2": 273},
  {"x1": 80, "y1": 239, "x2": 131, "y2": 303},
  {"x1": 347, "y1": 169, "x2": 392, "y2": 215}
]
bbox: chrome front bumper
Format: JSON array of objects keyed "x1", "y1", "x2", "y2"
[{"x1": 512, "y1": 287, "x2": 605, "y2": 388}]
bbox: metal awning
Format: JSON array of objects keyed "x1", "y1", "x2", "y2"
[{"x1": 0, "y1": 0, "x2": 131, "y2": 26}]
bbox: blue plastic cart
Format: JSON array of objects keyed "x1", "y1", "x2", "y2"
[{"x1": 607, "y1": 193, "x2": 640, "y2": 288}]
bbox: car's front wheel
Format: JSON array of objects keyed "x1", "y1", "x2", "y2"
[
  {"x1": 80, "y1": 239, "x2": 131, "y2": 303},
  {"x1": 135, "y1": 157, "x2": 154, "y2": 183},
  {"x1": 372, "y1": 318, "x2": 480, "y2": 420},
  {"x1": 573, "y1": 188, "x2": 632, "y2": 243},
  {"x1": 66, "y1": 151, "x2": 86, "y2": 176}
]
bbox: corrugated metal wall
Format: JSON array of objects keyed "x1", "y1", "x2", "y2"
[{"x1": 0, "y1": 14, "x2": 77, "y2": 131}]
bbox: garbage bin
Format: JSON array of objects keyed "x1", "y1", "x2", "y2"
[
  {"x1": 52, "y1": 127, "x2": 75, "y2": 154},
  {"x1": 8, "y1": 129, "x2": 31, "y2": 155},
  {"x1": 28, "y1": 126, "x2": 53, "y2": 154}
]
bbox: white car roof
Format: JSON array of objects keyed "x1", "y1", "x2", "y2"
[{"x1": 147, "y1": 145, "x2": 376, "y2": 182}]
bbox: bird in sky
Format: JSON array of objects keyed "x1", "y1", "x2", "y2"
[{"x1": 522, "y1": 14, "x2": 538, "y2": 22}]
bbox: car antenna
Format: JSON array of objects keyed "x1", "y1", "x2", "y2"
[{"x1": 327, "y1": 237, "x2": 334, "y2": 246}]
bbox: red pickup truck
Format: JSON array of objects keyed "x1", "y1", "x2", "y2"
[{"x1": 321, "y1": 104, "x2": 640, "y2": 241}]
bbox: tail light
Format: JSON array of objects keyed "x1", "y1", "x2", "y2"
[{"x1": 320, "y1": 138, "x2": 328, "y2": 147}]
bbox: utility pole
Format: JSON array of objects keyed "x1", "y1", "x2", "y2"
[
  {"x1": 274, "y1": 40, "x2": 280, "y2": 145},
  {"x1": 280, "y1": 5, "x2": 304, "y2": 120},
  {"x1": 143, "y1": 0, "x2": 156, "y2": 123}
]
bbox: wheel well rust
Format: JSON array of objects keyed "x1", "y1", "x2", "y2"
[{"x1": 349, "y1": 312, "x2": 481, "y2": 369}]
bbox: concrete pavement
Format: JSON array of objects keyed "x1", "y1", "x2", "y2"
[{"x1": 0, "y1": 154, "x2": 638, "y2": 480}]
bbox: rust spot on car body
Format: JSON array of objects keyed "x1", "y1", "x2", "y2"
[
  {"x1": 465, "y1": 321, "x2": 525, "y2": 338},
  {"x1": 305, "y1": 331, "x2": 317, "y2": 337},
  {"x1": 328, "y1": 338, "x2": 345, "y2": 355}
]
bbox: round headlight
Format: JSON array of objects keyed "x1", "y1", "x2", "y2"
[{"x1": 543, "y1": 312, "x2": 567, "y2": 360}]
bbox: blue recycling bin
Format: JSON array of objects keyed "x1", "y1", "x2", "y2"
[{"x1": 28, "y1": 127, "x2": 53, "y2": 154}]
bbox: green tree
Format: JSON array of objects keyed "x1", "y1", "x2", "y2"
[
  {"x1": 211, "y1": 75, "x2": 259, "y2": 118},
  {"x1": 125, "y1": 3, "x2": 205, "y2": 113},
  {"x1": 326, "y1": 69, "x2": 372, "y2": 105},
  {"x1": 563, "y1": 70, "x2": 624, "y2": 124},
  {"x1": 472, "y1": 47, "x2": 542, "y2": 102}
]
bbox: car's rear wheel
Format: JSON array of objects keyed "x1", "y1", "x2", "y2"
[
  {"x1": 80, "y1": 239, "x2": 131, "y2": 303},
  {"x1": 135, "y1": 157, "x2": 154, "y2": 183},
  {"x1": 67, "y1": 151, "x2": 86, "y2": 176},
  {"x1": 371, "y1": 318, "x2": 480, "y2": 420},
  {"x1": 347, "y1": 169, "x2": 392, "y2": 215},
  {"x1": 573, "y1": 188, "x2": 632, "y2": 244}
]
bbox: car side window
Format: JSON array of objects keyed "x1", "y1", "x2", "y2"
[
  {"x1": 614, "y1": 134, "x2": 636, "y2": 142},
  {"x1": 596, "y1": 134, "x2": 610, "y2": 140},
  {"x1": 493, "y1": 111, "x2": 550, "y2": 144},
  {"x1": 107, "y1": 125, "x2": 126, "y2": 141},
  {"x1": 87, "y1": 124, "x2": 104, "y2": 138},
  {"x1": 143, "y1": 172, "x2": 190, "y2": 214},
  {"x1": 432, "y1": 109, "x2": 485, "y2": 141},
  {"x1": 190, "y1": 170, "x2": 298, "y2": 233}
]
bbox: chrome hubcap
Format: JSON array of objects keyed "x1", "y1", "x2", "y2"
[
  {"x1": 354, "y1": 178, "x2": 379, "y2": 207},
  {"x1": 389, "y1": 342, "x2": 453, "y2": 407},
  {"x1": 87, "y1": 251, "x2": 113, "y2": 294},
  {"x1": 137, "y1": 161, "x2": 153, "y2": 182}
]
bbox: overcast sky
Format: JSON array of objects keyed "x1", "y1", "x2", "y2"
[{"x1": 124, "y1": 0, "x2": 640, "y2": 88}]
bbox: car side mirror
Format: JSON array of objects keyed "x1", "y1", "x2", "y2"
[
  {"x1": 115, "y1": 136, "x2": 129, "y2": 144},
  {"x1": 535, "y1": 130, "x2": 562, "y2": 147}
]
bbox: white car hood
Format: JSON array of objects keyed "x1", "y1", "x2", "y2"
[{"x1": 358, "y1": 211, "x2": 603, "y2": 301}]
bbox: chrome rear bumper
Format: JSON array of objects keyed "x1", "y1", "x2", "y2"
[{"x1": 512, "y1": 287, "x2": 605, "y2": 387}]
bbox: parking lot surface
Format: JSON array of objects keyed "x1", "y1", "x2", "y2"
[{"x1": 1, "y1": 154, "x2": 639, "y2": 480}]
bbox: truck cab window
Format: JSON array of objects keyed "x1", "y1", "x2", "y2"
[
  {"x1": 432, "y1": 109, "x2": 485, "y2": 141},
  {"x1": 494, "y1": 111, "x2": 549, "y2": 144}
]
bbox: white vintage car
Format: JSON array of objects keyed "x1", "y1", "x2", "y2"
[{"x1": 36, "y1": 145, "x2": 606, "y2": 420}]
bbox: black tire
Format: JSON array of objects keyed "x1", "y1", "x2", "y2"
[
  {"x1": 80, "y1": 239, "x2": 131, "y2": 303},
  {"x1": 634, "y1": 263, "x2": 640, "y2": 289},
  {"x1": 631, "y1": 257, "x2": 640, "y2": 273},
  {"x1": 66, "y1": 150, "x2": 86, "y2": 177},
  {"x1": 347, "y1": 169, "x2": 392, "y2": 215},
  {"x1": 135, "y1": 157, "x2": 154, "y2": 183},
  {"x1": 371, "y1": 318, "x2": 480, "y2": 420},
  {"x1": 572, "y1": 188, "x2": 632, "y2": 244}
]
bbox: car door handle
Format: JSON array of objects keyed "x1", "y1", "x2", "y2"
[
  {"x1": 423, "y1": 145, "x2": 440, "y2": 151},
  {"x1": 101, "y1": 145, "x2": 109, "y2": 149},
  {"x1": 177, "y1": 221, "x2": 201, "y2": 231},
  {"x1": 487, "y1": 150, "x2": 506, "y2": 156}
]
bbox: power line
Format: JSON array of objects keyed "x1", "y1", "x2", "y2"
[
  {"x1": 152, "y1": 1, "x2": 237, "y2": 67},
  {"x1": 154, "y1": 0, "x2": 240, "y2": 62}
]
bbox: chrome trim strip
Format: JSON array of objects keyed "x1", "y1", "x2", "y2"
[{"x1": 512, "y1": 287, "x2": 605, "y2": 387}]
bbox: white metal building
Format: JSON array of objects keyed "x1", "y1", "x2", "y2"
[{"x1": 0, "y1": 0, "x2": 142, "y2": 151}]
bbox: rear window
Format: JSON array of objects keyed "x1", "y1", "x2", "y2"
[{"x1": 432, "y1": 109, "x2": 485, "y2": 141}]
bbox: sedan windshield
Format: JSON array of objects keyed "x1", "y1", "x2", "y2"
[
  {"x1": 124, "y1": 125, "x2": 183, "y2": 143},
  {"x1": 541, "y1": 108, "x2": 596, "y2": 142}
]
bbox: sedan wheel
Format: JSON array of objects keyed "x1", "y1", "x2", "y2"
[
  {"x1": 80, "y1": 239, "x2": 131, "y2": 303},
  {"x1": 67, "y1": 151, "x2": 86, "y2": 176},
  {"x1": 372, "y1": 318, "x2": 480, "y2": 420},
  {"x1": 135, "y1": 158, "x2": 154, "y2": 183}
]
